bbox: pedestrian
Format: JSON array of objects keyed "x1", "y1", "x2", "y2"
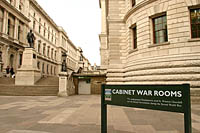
[
  {"x1": 10, "y1": 67, "x2": 14, "y2": 78},
  {"x1": 6, "y1": 66, "x2": 10, "y2": 77}
]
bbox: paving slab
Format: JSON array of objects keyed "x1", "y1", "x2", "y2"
[{"x1": 0, "y1": 95, "x2": 199, "y2": 133}]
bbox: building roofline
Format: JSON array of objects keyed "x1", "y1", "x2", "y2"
[{"x1": 30, "y1": 0, "x2": 59, "y2": 30}]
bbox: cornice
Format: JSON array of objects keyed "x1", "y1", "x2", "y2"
[
  {"x1": 124, "y1": 0, "x2": 157, "y2": 22},
  {"x1": 30, "y1": 0, "x2": 59, "y2": 30},
  {"x1": 0, "y1": 0, "x2": 30, "y2": 24}
]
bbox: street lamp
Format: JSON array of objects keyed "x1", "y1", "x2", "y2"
[{"x1": 61, "y1": 53, "x2": 67, "y2": 72}]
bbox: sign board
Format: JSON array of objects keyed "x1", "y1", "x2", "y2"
[{"x1": 101, "y1": 84, "x2": 191, "y2": 133}]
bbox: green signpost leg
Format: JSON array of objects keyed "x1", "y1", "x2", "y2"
[
  {"x1": 101, "y1": 85, "x2": 107, "y2": 133},
  {"x1": 183, "y1": 84, "x2": 192, "y2": 133}
]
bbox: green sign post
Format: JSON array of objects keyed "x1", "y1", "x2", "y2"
[{"x1": 101, "y1": 84, "x2": 191, "y2": 133}]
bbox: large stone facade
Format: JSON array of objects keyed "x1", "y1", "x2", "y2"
[
  {"x1": 0, "y1": 0, "x2": 92, "y2": 79},
  {"x1": 100, "y1": 0, "x2": 200, "y2": 92}
]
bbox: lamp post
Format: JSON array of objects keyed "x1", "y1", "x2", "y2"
[{"x1": 61, "y1": 53, "x2": 67, "y2": 72}]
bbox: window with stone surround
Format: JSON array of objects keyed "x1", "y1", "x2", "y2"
[
  {"x1": 37, "y1": 61, "x2": 40, "y2": 69},
  {"x1": 43, "y1": 22, "x2": 46, "y2": 37},
  {"x1": 51, "y1": 48, "x2": 54, "y2": 59},
  {"x1": 7, "y1": 19, "x2": 10, "y2": 35},
  {"x1": 42, "y1": 63, "x2": 45, "y2": 73},
  {"x1": 190, "y1": 8, "x2": 200, "y2": 38},
  {"x1": 43, "y1": 44, "x2": 46, "y2": 56},
  {"x1": 132, "y1": 26, "x2": 137, "y2": 49},
  {"x1": 51, "y1": 30, "x2": 54, "y2": 42},
  {"x1": 38, "y1": 40, "x2": 41, "y2": 53},
  {"x1": 54, "y1": 51, "x2": 57, "y2": 61},
  {"x1": 18, "y1": 25, "x2": 20, "y2": 40},
  {"x1": 47, "y1": 46, "x2": 50, "y2": 57},
  {"x1": 153, "y1": 15, "x2": 168, "y2": 44},
  {"x1": 132, "y1": 0, "x2": 135, "y2": 7},
  {"x1": 48, "y1": 26, "x2": 50, "y2": 40},
  {"x1": 39, "y1": 18, "x2": 41, "y2": 33},
  {"x1": 33, "y1": 20, "x2": 35, "y2": 30},
  {"x1": 47, "y1": 64, "x2": 49, "y2": 74}
]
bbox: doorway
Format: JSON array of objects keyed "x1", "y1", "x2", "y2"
[
  {"x1": 78, "y1": 80, "x2": 91, "y2": 94},
  {"x1": 10, "y1": 54, "x2": 14, "y2": 67}
]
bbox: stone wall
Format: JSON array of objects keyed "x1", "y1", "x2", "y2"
[
  {"x1": 73, "y1": 75, "x2": 106, "y2": 95},
  {"x1": 102, "y1": 0, "x2": 200, "y2": 92}
]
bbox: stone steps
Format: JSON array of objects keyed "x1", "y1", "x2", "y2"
[
  {"x1": 0, "y1": 85, "x2": 58, "y2": 96},
  {"x1": 0, "y1": 77, "x2": 15, "y2": 84},
  {"x1": 0, "y1": 76, "x2": 59, "y2": 96},
  {"x1": 35, "y1": 76, "x2": 59, "y2": 85}
]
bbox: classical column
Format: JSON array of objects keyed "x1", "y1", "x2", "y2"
[
  {"x1": 14, "y1": 18, "x2": 19, "y2": 42},
  {"x1": 2, "y1": 10, "x2": 8, "y2": 36}
]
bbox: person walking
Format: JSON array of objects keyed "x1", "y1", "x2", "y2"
[
  {"x1": 6, "y1": 66, "x2": 10, "y2": 77},
  {"x1": 10, "y1": 67, "x2": 14, "y2": 78}
]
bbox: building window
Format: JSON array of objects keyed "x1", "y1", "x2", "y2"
[
  {"x1": 47, "y1": 47, "x2": 49, "y2": 57},
  {"x1": 51, "y1": 66, "x2": 53, "y2": 75},
  {"x1": 132, "y1": 26, "x2": 137, "y2": 49},
  {"x1": 190, "y1": 8, "x2": 200, "y2": 38},
  {"x1": 43, "y1": 44, "x2": 46, "y2": 56},
  {"x1": 47, "y1": 64, "x2": 49, "y2": 74},
  {"x1": 43, "y1": 23, "x2": 46, "y2": 37},
  {"x1": 37, "y1": 61, "x2": 40, "y2": 69},
  {"x1": 48, "y1": 26, "x2": 50, "y2": 40},
  {"x1": 51, "y1": 30, "x2": 54, "y2": 42},
  {"x1": 19, "y1": 0, "x2": 23, "y2": 11},
  {"x1": 33, "y1": 21, "x2": 35, "y2": 30},
  {"x1": 18, "y1": 25, "x2": 20, "y2": 40},
  {"x1": 18, "y1": 22, "x2": 23, "y2": 42},
  {"x1": 7, "y1": 19, "x2": 10, "y2": 35},
  {"x1": 19, "y1": 53, "x2": 22, "y2": 67},
  {"x1": 55, "y1": 33, "x2": 57, "y2": 44},
  {"x1": 54, "y1": 51, "x2": 57, "y2": 60},
  {"x1": 38, "y1": 41, "x2": 41, "y2": 53},
  {"x1": 132, "y1": 0, "x2": 135, "y2": 7},
  {"x1": 153, "y1": 14, "x2": 168, "y2": 44},
  {"x1": 51, "y1": 49, "x2": 53, "y2": 59},
  {"x1": 42, "y1": 63, "x2": 45, "y2": 73},
  {"x1": 39, "y1": 18, "x2": 41, "y2": 33},
  {"x1": 54, "y1": 67, "x2": 56, "y2": 75},
  {"x1": 39, "y1": 25, "x2": 41, "y2": 33}
]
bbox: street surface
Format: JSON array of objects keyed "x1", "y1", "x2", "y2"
[{"x1": 0, "y1": 95, "x2": 199, "y2": 133}]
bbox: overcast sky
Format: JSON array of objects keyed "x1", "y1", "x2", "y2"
[{"x1": 36, "y1": 0, "x2": 101, "y2": 65}]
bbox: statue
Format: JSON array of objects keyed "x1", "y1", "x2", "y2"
[
  {"x1": 61, "y1": 60, "x2": 67, "y2": 72},
  {"x1": 27, "y1": 30, "x2": 35, "y2": 48}
]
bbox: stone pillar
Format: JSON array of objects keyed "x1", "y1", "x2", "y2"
[
  {"x1": 58, "y1": 72, "x2": 68, "y2": 97},
  {"x1": 2, "y1": 10, "x2": 8, "y2": 36},
  {"x1": 2, "y1": 45, "x2": 9, "y2": 71},
  {"x1": 14, "y1": 18, "x2": 19, "y2": 42},
  {"x1": 15, "y1": 48, "x2": 41, "y2": 85}
]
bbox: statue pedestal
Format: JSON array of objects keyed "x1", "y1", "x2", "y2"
[
  {"x1": 58, "y1": 72, "x2": 68, "y2": 97},
  {"x1": 15, "y1": 48, "x2": 41, "y2": 85}
]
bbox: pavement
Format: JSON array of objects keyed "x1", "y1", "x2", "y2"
[{"x1": 0, "y1": 95, "x2": 199, "y2": 133}]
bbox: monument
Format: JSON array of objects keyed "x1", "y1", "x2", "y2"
[
  {"x1": 58, "y1": 54, "x2": 68, "y2": 97},
  {"x1": 15, "y1": 30, "x2": 41, "y2": 85},
  {"x1": 27, "y1": 30, "x2": 35, "y2": 48}
]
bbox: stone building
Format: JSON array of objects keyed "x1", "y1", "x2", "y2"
[
  {"x1": 0, "y1": 0, "x2": 89, "y2": 78},
  {"x1": 99, "y1": 0, "x2": 200, "y2": 94}
]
